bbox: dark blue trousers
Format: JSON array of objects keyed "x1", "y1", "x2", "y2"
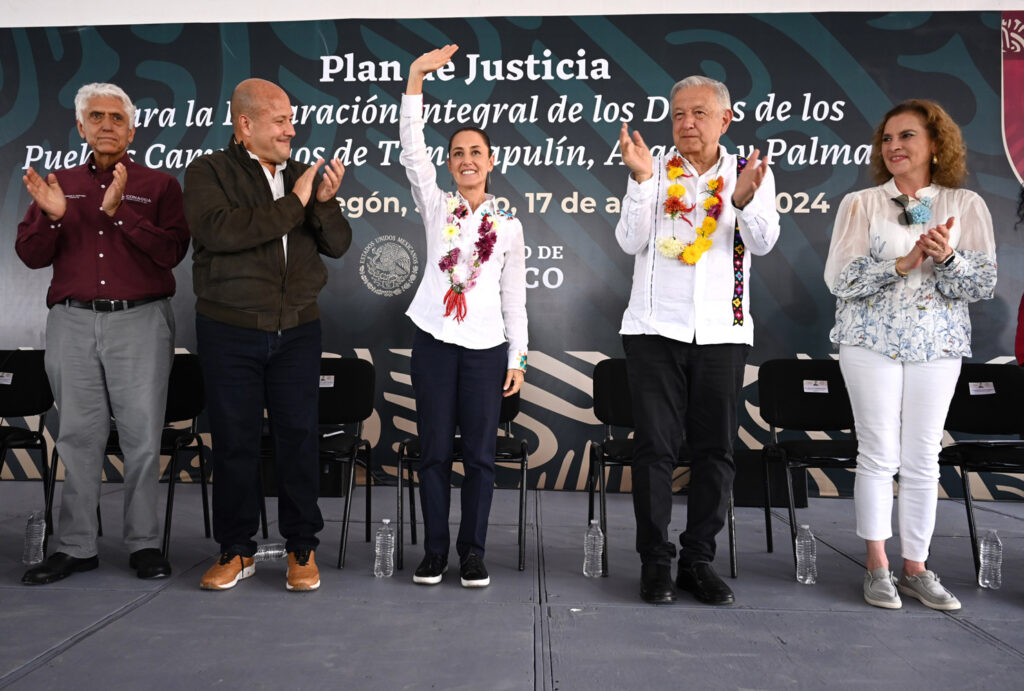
[
  {"x1": 196, "y1": 315, "x2": 324, "y2": 555},
  {"x1": 623, "y1": 334, "x2": 749, "y2": 566},
  {"x1": 411, "y1": 328, "x2": 507, "y2": 560}
]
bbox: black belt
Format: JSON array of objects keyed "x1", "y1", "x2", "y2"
[{"x1": 62, "y1": 297, "x2": 165, "y2": 312}]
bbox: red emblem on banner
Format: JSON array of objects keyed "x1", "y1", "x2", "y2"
[{"x1": 1004, "y1": 11, "x2": 1024, "y2": 184}]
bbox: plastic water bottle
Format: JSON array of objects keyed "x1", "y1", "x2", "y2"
[
  {"x1": 374, "y1": 519, "x2": 395, "y2": 578},
  {"x1": 795, "y1": 524, "x2": 817, "y2": 585},
  {"x1": 22, "y1": 511, "x2": 46, "y2": 566},
  {"x1": 978, "y1": 529, "x2": 1002, "y2": 590},
  {"x1": 253, "y1": 542, "x2": 286, "y2": 562},
  {"x1": 583, "y1": 520, "x2": 604, "y2": 577}
]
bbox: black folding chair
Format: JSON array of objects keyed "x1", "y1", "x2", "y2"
[
  {"x1": 395, "y1": 392, "x2": 529, "y2": 571},
  {"x1": 757, "y1": 358, "x2": 857, "y2": 566},
  {"x1": 0, "y1": 350, "x2": 54, "y2": 528},
  {"x1": 938, "y1": 363, "x2": 1024, "y2": 576},
  {"x1": 46, "y1": 352, "x2": 210, "y2": 558},
  {"x1": 588, "y1": 358, "x2": 737, "y2": 578},
  {"x1": 317, "y1": 357, "x2": 376, "y2": 569}
]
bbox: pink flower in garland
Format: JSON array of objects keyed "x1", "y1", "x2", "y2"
[{"x1": 438, "y1": 247, "x2": 461, "y2": 273}]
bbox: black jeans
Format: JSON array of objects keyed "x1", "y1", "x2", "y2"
[
  {"x1": 196, "y1": 315, "x2": 324, "y2": 555},
  {"x1": 623, "y1": 334, "x2": 749, "y2": 565},
  {"x1": 411, "y1": 328, "x2": 507, "y2": 559}
]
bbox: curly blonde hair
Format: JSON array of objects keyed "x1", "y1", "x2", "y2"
[{"x1": 869, "y1": 99, "x2": 966, "y2": 188}]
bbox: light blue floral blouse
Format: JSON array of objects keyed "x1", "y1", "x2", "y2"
[{"x1": 824, "y1": 179, "x2": 997, "y2": 362}]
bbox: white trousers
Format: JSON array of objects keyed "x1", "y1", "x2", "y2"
[{"x1": 838, "y1": 345, "x2": 960, "y2": 562}]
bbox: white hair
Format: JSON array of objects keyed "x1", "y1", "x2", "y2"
[
  {"x1": 74, "y1": 83, "x2": 136, "y2": 125},
  {"x1": 669, "y1": 76, "x2": 731, "y2": 112}
]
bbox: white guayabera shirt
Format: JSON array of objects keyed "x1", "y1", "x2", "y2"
[{"x1": 616, "y1": 147, "x2": 780, "y2": 345}]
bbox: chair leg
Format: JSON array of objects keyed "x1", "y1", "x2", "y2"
[
  {"x1": 162, "y1": 451, "x2": 177, "y2": 558},
  {"x1": 598, "y1": 460, "x2": 609, "y2": 577},
  {"x1": 96, "y1": 504, "x2": 103, "y2": 537},
  {"x1": 960, "y1": 468, "x2": 981, "y2": 577},
  {"x1": 396, "y1": 455, "x2": 404, "y2": 570},
  {"x1": 338, "y1": 456, "x2": 357, "y2": 569},
  {"x1": 518, "y1": 453, "x2": 527, "y2": 572},
  {"x1": 408, "y1": 468, "x2": 418, "y2": 546},
  {"x1": 37, "y1": 443, "x2": 51, "y2": 521},
  {"x1": 258, "y1": 466, "x2": 269, "y2": 539},
  {"x1": 198, "y1": 444, "x2": 211, "y2": 538},
  {"x1": 728, "y1": 495, "x2": 738, "y2": 579},
  {"x1": 762, "y1": 453, "x2": 774, "y2": 553},
  {"x1": 364, "y1": 452, "x2": 373, "y2": 543},
  {"x1": 784, "y1": 465, "x2": 799, "y2": 571},
  {"x1": 45, "y1": 447, "x2": 59, "y2": 542},
  {"x1": 587, "y1": 446, "x2": 597, "y2": 523}
]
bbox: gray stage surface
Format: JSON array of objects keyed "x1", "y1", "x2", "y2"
[{"x1": 1, "y1": 480, "x2": 1022, "y2": 690}]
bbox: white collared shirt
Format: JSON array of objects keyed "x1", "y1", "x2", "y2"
[
  {"x1": 615, "y1": 147, "x2": 780, "y2": 345},
  {"x1": 246, "y1": 147, "x2": 289, "y2": 262},
  {"x1": 399, "y1": 94, "x2": 528, "y2": 371}
]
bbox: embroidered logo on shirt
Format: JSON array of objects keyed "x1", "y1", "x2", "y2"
[
  {"x1": 65, "y1": 194, "x2": 87, "y2": 199},
  {"x1": 122, "y1": 193, "x2": 152, "y2": 204}
]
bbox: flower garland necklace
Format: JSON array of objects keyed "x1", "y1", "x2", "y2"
[
  {"x1": 438, "y1": 193, "x2": 499, "y2": 322},
  {"x1": 655, "y1": 155, "x2": 726, "y2": 265}
]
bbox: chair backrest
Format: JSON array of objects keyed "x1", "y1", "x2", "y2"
[
  {"x1": 944, "y1": 363, "x2": 1024, "y2": 435},
  {"x1": 592, "y1": 358, "x2": 634, "y2": 428},
  {"x1": 164, "y1": 353, "x2": 205, "y2": 424},
  {"x1": 318, "y1": 357, "x2": 376, "y2": 425},
  {"x1": 757, "y1": 358, "x2": 854, "y2": 432},
  {"x1": 0, "y1": 350, "x2": 54, "y2": 418}
]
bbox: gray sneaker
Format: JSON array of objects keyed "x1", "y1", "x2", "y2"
[
  {"x1": 897, "y1": 570, "x2": 961, "y2": 611},
  {"x1": 863, "y1": 567, "x2": 902, "y2": 609}
]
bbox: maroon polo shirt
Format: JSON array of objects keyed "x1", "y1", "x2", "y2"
[{"x1": 16, "y1": 153, "x2": 190, "y2": 307}]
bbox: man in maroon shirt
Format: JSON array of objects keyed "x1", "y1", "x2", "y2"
[{"x1": 16, "y1": 82, "x2": 190, "y2": 584}]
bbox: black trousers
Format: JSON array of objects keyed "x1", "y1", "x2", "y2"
[
  {"x1": 197, "y1": 315, "x2": 324, "y2": 556},
  {"x1": 410, "y1": 328, "x2": 508, "y2": 560},
  {"x1": 623, "y1": 334, "x2": 749, "y2": 565}
]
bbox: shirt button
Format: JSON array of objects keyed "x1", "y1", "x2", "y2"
[
  {"x1": 117, "y1": 221, "x2": 123, "y2": 226},
  {"x1": 99, "y1": 231, "x2": 104, "y2": 235},
  {"x1": 99, "y1": 253, "x2": 104, "y2": 258},
  {"x1": 100, "y1": 280, "x2": 106, "y2": 285},
  {"x1": 100, "y1": 184, "x2": 106, "y2": 188}
]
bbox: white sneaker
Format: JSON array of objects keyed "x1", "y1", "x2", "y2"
[
  {"x1": 898, "y1": 570, "x2": 961, "y2": 611},
  {"x1": 863, "y1": 567, "x2": 902, "y2": 609}
]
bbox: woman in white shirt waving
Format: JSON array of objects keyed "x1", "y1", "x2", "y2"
[
  {"x1": 399, "y1": 44, "x2": 528, "y2": 588},
  {"x1": 824, "y1": 99, "x2": 996, "y2": 611}
]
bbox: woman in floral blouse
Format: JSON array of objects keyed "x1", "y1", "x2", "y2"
[
  {"x1": 398, "y1": 44, "x2": 528, "y2": 588},
  {"x1": 824, "y1": 99, "x2": 996, "y2": 611}
]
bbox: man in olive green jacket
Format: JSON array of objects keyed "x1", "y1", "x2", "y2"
[{"x1": 184, "y1": 78, "x2": 351, "y2": 593}]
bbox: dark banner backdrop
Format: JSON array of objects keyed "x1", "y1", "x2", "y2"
[{"x1": 1, "y1": 12, "x2": 1021, "y2": 499}]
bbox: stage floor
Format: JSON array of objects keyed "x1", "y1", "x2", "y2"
[{"x1": 1, "y1": 481, "x2": 1022, "y2": 689}]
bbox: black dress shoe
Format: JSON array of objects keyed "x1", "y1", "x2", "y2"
[
  {"x1": 22, "y1": 552, "x2": 99, "y2": 585},
  {"x1": 676, "y1": 560, "x2": 734, "y2": 605},
  {"x1": 640, "y1": 563, "x2": 676, "y2": 604},
  {"x1": 129, "y1": 548, "x2": 171, "y2": 579}
]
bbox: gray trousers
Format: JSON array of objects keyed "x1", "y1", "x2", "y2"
[{"x1": 45, "y1": 300, "x2": 174, "y2": 558}]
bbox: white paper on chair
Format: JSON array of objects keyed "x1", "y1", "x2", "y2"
[{"x1": 968, "y1": 381, "x2": 995, "y2": 396}]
